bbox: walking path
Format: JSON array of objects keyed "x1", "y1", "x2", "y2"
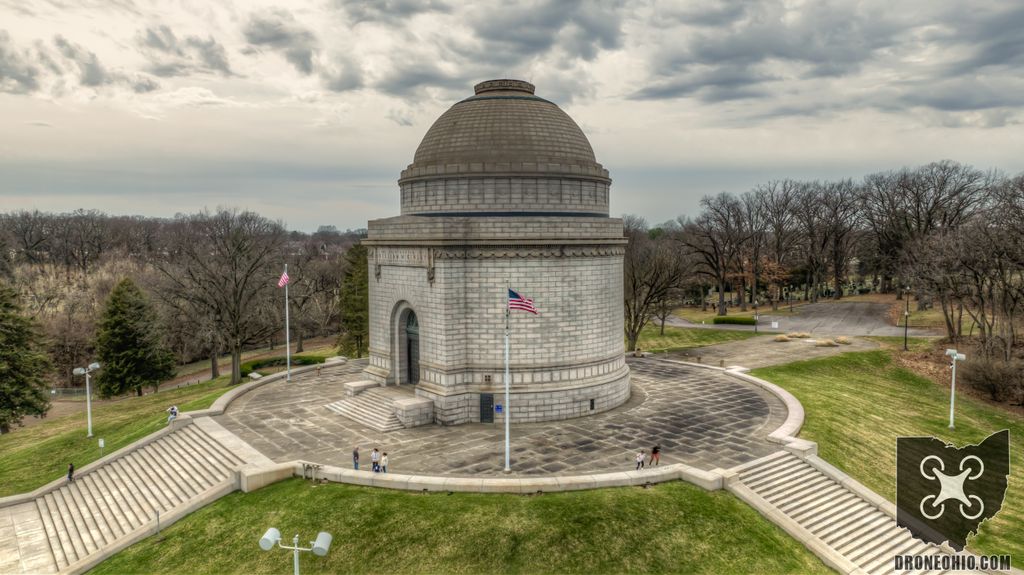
[{"x1": 669, "y1": 301, "x2": 936, "y2": 337}]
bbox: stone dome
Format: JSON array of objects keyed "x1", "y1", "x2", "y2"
[{"x1": 398, "y1": 79, "x2": 611, "y2": 217}]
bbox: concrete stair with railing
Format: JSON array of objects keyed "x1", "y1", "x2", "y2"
[
  {"x1": 728, "y1": 451, "x2": 983, "y2": 575},
  {"x1": 0, "y1": 418, "x2": 271, "y2": 574}
]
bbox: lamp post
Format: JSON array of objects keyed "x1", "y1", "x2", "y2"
[
  {"x1": 72, "y1": 362, "x2": 100, "y2": 438},
  {"x1": 905, "y1": 292, "x2": 913, "y2": 351},
  {"x1": 260, "y1": 528, "x2": 332, "y2": 575},
  {"x1": 753, "y1": 300, "x2": 759, "y2": 334},
  {"x1": 945, "y1": 349, "x2": 966, "y2": 429}
]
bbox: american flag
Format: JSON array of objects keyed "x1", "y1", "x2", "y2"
[
  {"x1": 508, "y1": 288, "x2": 538, "y2": 315},
  {"x1": 277, "y1": 270, "x2": 289, "y2": 288}
]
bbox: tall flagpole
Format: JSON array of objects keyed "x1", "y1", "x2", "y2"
[
  {"x1": 504, "y1": 280, "x2": 511, "y2": 473},
  {"x1": 284, "y1": 264, "x2": 291, "y2": 382}
]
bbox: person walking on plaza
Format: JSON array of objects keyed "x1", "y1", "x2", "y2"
[
  {"x1": 635, "y1": 450, "x2": 645, "y2": 470},
  {"x1": 371, "y1": 448, "x2": 381, "y2": 472},
  {"x1": 67, "y1": 463, "x2": 75, "y2": 483},
  {"x1": 381, "y1": 452, "x2": 388, "y2": 473},
  {"x1": 166, "y1": 405, "x2": 178, "y2": 425},
  {"x1": 352, "y1": 446, "x2": 360, "y2": 470},
  {"x1": 650, "y1": 445, "x2": 661, "y2": 466}
]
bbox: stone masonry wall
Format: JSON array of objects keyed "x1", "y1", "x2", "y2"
[
  {"x1": 365, "y1": 215, "x2": 629, "y2": 424},
  {"x1": 400, "y1": 176, "x2": 609, "y2": 215}
]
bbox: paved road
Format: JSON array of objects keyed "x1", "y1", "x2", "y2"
[
  {"x1": 215, "y1": 358, "x2": 787, "y2": 476},
  {"x1": 670, "y1": 301, "x2": 935, "y2": 337}
]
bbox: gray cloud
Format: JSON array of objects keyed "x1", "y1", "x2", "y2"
[
  {"x1": 375, "y1": 61, "x2": 470, "y2": 97},
  {"x1": 244, "y1": 9, "x2": 317, "y2": 74},
  {"x1": 54, "y1": 35, "x2": 111, "y2": 86},
  {"x1": 321, "y1": 55, "x2": 363, "y2": 92},
  {"x1": 0, "y1": 30, "x2": 41, "y2": 93},
  {"x1": 630, "y1": 0, "x2": 1024, "y2": 125},
  {"x1": 137, "y1": 25, "x2": 233, "y2": 77},
  {"x1": 386, "y1": 108, "x2": 413, "y2": 126},
  {"x1": 339, "y1": 0, "x2": 450, "y2": 24},
  {"x1": 468, "y1": 0, "x2": 622, "y2": 65},
  {"x1": 633, "y1": 65, "x2": 776, "y2": 101}
]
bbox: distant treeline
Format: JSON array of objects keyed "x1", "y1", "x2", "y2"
[{"x1": 0, "y1": 209, "x2": 366, "y2": 387}]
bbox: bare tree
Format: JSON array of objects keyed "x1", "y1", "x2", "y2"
[
  {"x1": 756, "y1": 180, "x2": 800, "y2": 309},
  {"x1": 680, "y1": 193, "x2": 747, "y2": 315},
  {"x1": 820, "y1": 179, "x2": 861, "y2": 299},
  {"x1": 156, "y1": 209, "x2": 286, "y2": 384},
  {"x1": 623, "y1": 216, "x2": 688, "y2": 352}
]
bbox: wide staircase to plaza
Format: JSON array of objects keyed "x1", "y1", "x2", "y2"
[
  {"x1": 730, "y1": 451, "x2": 978, "y2": 575},
  {"x1": 324, "y1": 386, "x2": 416, "y2": 432},
  {"x1": 0, "y1": 418, "x2": 269, "y2": 574}
]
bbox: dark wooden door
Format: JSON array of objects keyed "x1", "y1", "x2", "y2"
[
  {"x1": 406, "y1": 312, "x2": 420, "y2": 385},
  {"x1": 480, "y1": 393, "x2": 494, "y2": 423}
]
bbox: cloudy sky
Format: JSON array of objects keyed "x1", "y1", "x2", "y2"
[{"x1": 2, "y1": 0, "x2": 1022, "y2": 231}]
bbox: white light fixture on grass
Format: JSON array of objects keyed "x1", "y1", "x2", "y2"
[{"x1": 260, "y1": 527, "x2": 332, "y2": 575}]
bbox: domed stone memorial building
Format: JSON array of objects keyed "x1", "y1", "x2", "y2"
[{"x1": 362, "y1": 79, "x2": 629, "y2": 426}]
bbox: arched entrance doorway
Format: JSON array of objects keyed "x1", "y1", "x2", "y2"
[{"x1": 405, "y1": 311, "x2": 419, "y2": 385}]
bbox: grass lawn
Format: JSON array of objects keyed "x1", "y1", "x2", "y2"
[
  {"x1": 635, "y1": 324, "x2": 759, "y2": 353},
  {"x1": 0, "y1": 376, "x2": 236, "y2": 497},
  {"x1": 90, "y1": 478, "x2": 830, "y2": 575},
  {"x1": 751, "y1": 350, "x2": 1023, "y2": 558}
]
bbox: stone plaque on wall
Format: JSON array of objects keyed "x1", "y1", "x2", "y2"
[{"x1": 375, "y1": 247, "x2": 428, "y2": 268}]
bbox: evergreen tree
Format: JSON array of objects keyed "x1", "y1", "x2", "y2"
[
  {"x1": 337, "y1": 243, "x2": 369, "y2": 357},
  {"x1": 95, "y1": 278, "x2": 176, "y2": 397},
  {"x1": 0, "y1": 284, "x2": 51, "y2": 433}
]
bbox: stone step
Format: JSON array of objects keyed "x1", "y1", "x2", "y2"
[
  {"x1": 35, "y1": 497, "x2": 68, "y2": 570},
  {"x1": 42, "y1": 492, "x2": 80, "y2": 565},
  {"x1": 92, "y1": 466, "x2": 142, "y2": 530},
  {"x1": 782, "y1": 483, "x2": 850, "y2": 519},
  {"x1": 183, "y1": 425, "x2": 246, "y2": 469},
  {"x1": 336, "y1": 404, "x2": 404, "y2": 432},
  {"x1": 175, "y1": 427, "x2": 233, "y2": 479},
  {"x1": 763, "y1": 471, "x2": 833, "y2": 504},
  {"x1": 799, "y1": 496, "x2": 868, "y2": 533},
  {"x1": 742, "y1": 457, "x2": 806, "y2": 489},
  {"x1": 9, "y1": 421, "x2": 270, "y2": 574},
  {"x1": 163, "y1": 434, "x2": 219, "y2": 486},
  {"x1": 327, "y1": 392, "x2": 405, "y2": 432},
  {"x1": 731, "y1": 451, "x2": 984, "y2": 575},
  {"x1": 53, "y1": 487, "x2": 95, "y2": 557}
]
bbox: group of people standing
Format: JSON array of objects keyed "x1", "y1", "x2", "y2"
[
  {"x1": 635, "y1": 445, "x2": 661, "y2": 470},
  {"x1": 352, "y1": 446, "x2": 388, "y2": 473}
]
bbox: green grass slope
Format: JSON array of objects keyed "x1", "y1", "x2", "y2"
[
  {"x1": 91, "y1": 479, "x2": 830, "y2": 575},
  {"x1": 752, "y1": 350, "x2": 1023, "y2": 558},
  {"x1": 0, "y1": 376, "x2": 234, "y2": 496}
]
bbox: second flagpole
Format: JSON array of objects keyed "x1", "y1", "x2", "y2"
[
  {"x1": 504, "y1": 280, "x2": 511, "y2": 473},
  {"x1": 284, "y1": 264, "x2": 291, "y2": 382}
]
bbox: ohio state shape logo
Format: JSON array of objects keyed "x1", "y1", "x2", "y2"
[{"x1": 896, "y1": 430, "x2": 1010, "y2": 551}]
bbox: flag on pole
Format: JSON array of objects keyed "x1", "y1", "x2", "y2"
[
  {"x1": 508, "y1": 289, "x2": 538, "y2": 314},
  {"x1": 277, "y1": 270, "x2": 290, "y2": 288}
]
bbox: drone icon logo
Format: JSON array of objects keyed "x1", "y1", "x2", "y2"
[
  {"x1": 897, "y1": 430, "x2": 1009, "y2": 551},
  {"x1": 918, "y1": 455, "x2": 985, "y2": 520}
]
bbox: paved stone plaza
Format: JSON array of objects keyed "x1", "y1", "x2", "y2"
[{"x1": 214, "y1": 358, "x2": 787, "y2": 475}]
